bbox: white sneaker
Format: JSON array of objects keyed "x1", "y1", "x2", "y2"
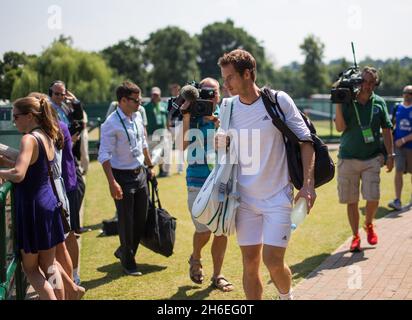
[{"x1": 73, "y1": 274, "x2": 81, "y2": 285}]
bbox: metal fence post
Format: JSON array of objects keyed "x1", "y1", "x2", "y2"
[{"x1": 0, "y1": 182, "x2": 27, "y2": 300}]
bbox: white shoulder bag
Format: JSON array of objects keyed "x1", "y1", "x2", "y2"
[{"x1": 191, "y1": 97, "x2": 240, "y2": 236}]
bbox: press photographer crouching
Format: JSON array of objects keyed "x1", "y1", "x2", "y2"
[
  {"x1": 169, "y1": 78, "x2": 234, "y2": 292},
  {"x1": 334, "y1": 66, "x2": 394, "y2": 252}
]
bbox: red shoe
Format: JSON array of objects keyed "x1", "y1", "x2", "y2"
[
  {"x1": 350, "y1": 235, "x2": 361, "y2": 252},
  {"x1": 365, "y1": 224, "x2": 378, "y2": 245}
]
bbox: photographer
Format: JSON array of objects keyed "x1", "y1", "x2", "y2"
[
  {"x1": 49, "y1": 81, "x2": 81, "y2": 143},
  {"x1": 49, "y1": 80, "x2": 86, "y2": 284},
  {"x1": 335, "y1": 66, "x2": 394, "y2": 252},
  {"x1": 180, "y1": 78, "x2": 234, "y2": 292}
]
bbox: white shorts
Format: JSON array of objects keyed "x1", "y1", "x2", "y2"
[{"x1": 236, "y1": 184, "x2": 293, "y2": 248}]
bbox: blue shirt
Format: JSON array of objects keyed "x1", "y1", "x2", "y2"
[
  {"x1": 98, "y1": 107, "x2": 148, "y2": 169},
  {"x1": 50, "y1": 99, "x2": 70, "y2": 126},
  {"x1": 186, "y1": 107, "x2": 220, "y2": 188},
  {"x1": 394, "y1": 104, "x2": 412, "y2": 149}
]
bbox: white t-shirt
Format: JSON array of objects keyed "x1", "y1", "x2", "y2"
[{"x1": 229, "y1": 91, "x2": 311, "y2": 200}]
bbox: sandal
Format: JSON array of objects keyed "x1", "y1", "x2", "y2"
[
  {"x1": 211, "y1": 276, "x2": 234, "y2": 292},
  {"x1": 188, "y1": 255, "x2": 204, "y2": 284}
]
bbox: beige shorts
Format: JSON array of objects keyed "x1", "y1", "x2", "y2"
[
  {"x1": 337, "y1": 155, "x2": 383, "y2": 204},
  {"x1": 395, "y1": 147, "x2": 412, "y2": 174}
]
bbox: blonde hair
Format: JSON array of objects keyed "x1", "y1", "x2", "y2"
[{"x1": 13, "y1": 95, "x2": 64, "y2": 150}]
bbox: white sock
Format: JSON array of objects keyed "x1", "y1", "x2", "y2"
[
  {"x1": 278, "y1": 290, "x2": 294, "y2": 300},
  {"x1": 73, "y1": 268, "x2": 80, "y2": 280}
]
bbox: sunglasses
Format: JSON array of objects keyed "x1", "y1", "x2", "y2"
[
  {"x1": 403, "y1": 92, "x2": 412, "y2": 95},
  {"x1": 13, "y1": 112, "x2": 30, "y2": 120},
  {"x1": 53, "y1": 91, "x2": 66, "y2": 97},
  {"x1": 127, "y1": 97, "x2": 141, "y2": 104}
]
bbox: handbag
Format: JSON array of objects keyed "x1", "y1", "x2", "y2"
[
  {"x1": 140, "y1": 176, "x2": 177, "y2": 257},
  {"x1": 191, "y1": 97, "x2": 240, "y2": 236},
  {"x1": 33, "y1": 133, "x2": 72, "y2": 234},
  {"x1": 260, "y1": 88, "x2": 335, "y2": 189}
]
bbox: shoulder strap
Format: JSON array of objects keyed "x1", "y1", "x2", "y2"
[
  {"x1": 149, "y1": 176, "x2": 162, "y2": 209},
  {"x1": 31, "y1": 133, "x2": 62, "y2": 206},
  {"x1": 260, "y1": 89, "x2": 301, "y2": 144},
  {"x1": 219, "y1": 97, "x2": 235, "y2": 131}
]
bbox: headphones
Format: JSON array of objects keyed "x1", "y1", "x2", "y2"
[{"x1": 48, "y1": 80, "x2": 66, "y2": 97}]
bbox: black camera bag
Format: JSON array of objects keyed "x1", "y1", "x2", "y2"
[
  {"x1": 261, "y1": 88, "x2": 335, "y2": 189},
  {"x1": 140, "y1": 177, "x2": 177, "y2": 257}
]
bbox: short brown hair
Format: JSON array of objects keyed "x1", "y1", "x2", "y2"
[
  {"x1": 218, "y1": 49, "x2": 257, "y2": 81},
  {"x1": 116, "y1": 81, "x2": 141, "y2": 102},
  {"x1": 362, "y1": 66, "x2": 380, "y2": 86}
]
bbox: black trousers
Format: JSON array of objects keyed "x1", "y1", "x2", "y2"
[{"x1": 112, "y1": 168, "x2": 148, "y2": 269}]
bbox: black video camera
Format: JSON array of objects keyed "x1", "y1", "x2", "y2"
[
  {"x1": 167, "y1": 81, "x2": 215, "y2": 125},
  {"x1": 331, "y1": 42, "x2": 364, "y2": 104},
  {"x1": 67, "y1": 99, "x2": 85, "y2": 136},
  {"x1": 331, "y1": 67, "x2": 363, "y2": 104}
]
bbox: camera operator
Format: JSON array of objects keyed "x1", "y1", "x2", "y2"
[
  {"x1": 180, "y1": 78, "x2": 234, "y2": 292},
  {"x1": 335, "y1": 66, "x2": 394, "y2": 252},
  {"x1": 49, "y1": 81, "x2": 81, "y2": 144},
  {"x1": 48, "y1": 80, "x2": 88, "y2": 283}
]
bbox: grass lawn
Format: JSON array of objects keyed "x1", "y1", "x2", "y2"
[
  {"x1": 311, "y1": 120, "x2": 340, "y2": 138},
  {"x1": 80, "y1": 150, "x2": 409, "y2": 300}
]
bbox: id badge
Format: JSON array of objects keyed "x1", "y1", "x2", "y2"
[
  {"x1": 130, "y1": 146, "x2": 140, "y2": 158},
  {"x1": 156, "y1": 114, "x2": 163, "y2": 125},
  {"x1": 361, "y1": 127, "x2": 375, "y2": 144}
]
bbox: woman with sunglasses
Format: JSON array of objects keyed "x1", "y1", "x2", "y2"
[{"x1": 0, "y1": 96, "x2": 66, "y2": 300}]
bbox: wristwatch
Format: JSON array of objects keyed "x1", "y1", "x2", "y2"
[{"x1": 387, "y1": 153, "x2": 396, "y2": 158}]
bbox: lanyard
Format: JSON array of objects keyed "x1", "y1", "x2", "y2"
[
  {"x1": 116, "y1": 110, "x2": 138, "y2": 146},
  {"x1": 353, "y1": 95, "x2": 375, "y2": 128}
]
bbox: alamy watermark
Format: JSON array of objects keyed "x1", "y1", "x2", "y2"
[
  {"x1": 347, "y1": 265, "x2": 363, "y2": 290},
  {"x1": 347, "y1": 5, "x2": 363, "y2": 30},
  {"x1": 48, "y1": 5, "x2": 62, "y2": 30},
  {"x1": 150, "y1": 127, "x2": 262, "y2": 175}
]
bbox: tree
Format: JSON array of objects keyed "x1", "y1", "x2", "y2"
[
  {"x1": 327, "y1": 58, "x2": 351, "y2": 86},
  {"x1": 300, "y1": 35, "x2": 328, "y2": 97},
  {"x1": 197, "y1": 19, "x2": 276, "y2": 87},
  {"x1": 144, "y1": 27, "x2": 200, "y2": 94},
  {"x1": 376, "y1": 60, "x2": 412, "y2": 96},
  {"x1": 11, "y1": 41, "x2": 113, "y2": 103},
  {"x1": 0, "y1": 51, "x2": 32, "y2": 100},
  {"x1": 101, "y1": 36, "x2": 147, "y2": 89}
]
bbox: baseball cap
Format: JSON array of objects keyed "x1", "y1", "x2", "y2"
[{"x1": 151, "y1": 87, "x2": 161, "y2": 95}]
